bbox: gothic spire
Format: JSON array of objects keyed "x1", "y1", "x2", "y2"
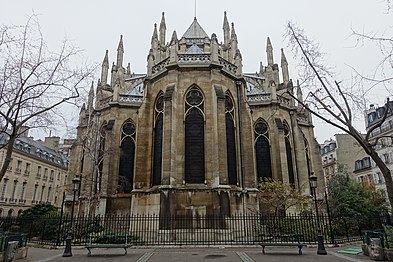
[
  {"x1": 231, "y1": 22, "x2": 238, "y2": 42},
  {"x1": 101, "y1": 50, "x2": 109, "y2": 85},
  {"x1": 281, "y1": 48, "x2": 289, "y2": 84},
  {"x1": 223, "y1": 11, "x2": 230, "y2": 46},
  {"x1": 116, "y1": 35, "x2": 124, "y2": 67},
  {"x1": 170, "y1": 30, "x2": 178, "y2": 63},
  {"x1": 159, "y1": 12, "x2": 166, "y2": 45},
  {"x1": 170, "y1": 30, "x2": 178, "y2": 44},
  {"x1": 151, "y1": 23, "x2": 158, "y2": 45},
  {"x1": 259, "y1": 61, "x2": 264, "y2": 75},
  {"x1": 87, "y1": 81, "x2": 94, "y2": 113},
  {"x1": 297, "y1": 80, "x2": 303, "y2": 102},
  {"x1": 127, "y1": 63, "x2": 131, "y2": 75},
  {"x1": 80, "y1": 103, "x2": 86, "y2": 115},
  {"x1": 266, "y1": 37, "x2": 274, "y2": 66}
]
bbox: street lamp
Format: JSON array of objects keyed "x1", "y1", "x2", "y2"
[
  {"x1": 63, "y1": 177, "x2": 81, "y2": 257},
  {"x1": 309, "y1": 173, "x2": 327, "y2": 255}
]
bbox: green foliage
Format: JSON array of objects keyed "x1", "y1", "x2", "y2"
[
  {"x1": 20, "y1": 203, "x2": 58, "y2": 217},
  {"x1": 19, "y1": 204, "x2": 61, "y2": 241},
  {"x1": 384, "y1": 225, "x2": 393, "y2": 248},
  {"x1": 327, "y1": 166, "x2": 388, "y2": 217},
  {"x1": 258, "y1": 178, "x2": 310, "y2": 215},
  {"x1": 73, "y1": 217, "x2": 103, "y2": 240}
]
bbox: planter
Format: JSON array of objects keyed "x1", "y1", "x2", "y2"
[
  {"x1": 362, "y1": 244, "x2": 370, "y2": 256},
  {"x1": 386, "y1": 250, "x2": 393, "y2": 262},
  {"x1": 371, "y1": 246, "x2": 385, "y2": 261}
]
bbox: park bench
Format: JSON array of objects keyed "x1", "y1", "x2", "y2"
[
  {"x1": 85, "y1": 234, "x2": 132, "y2": 256},
  {"x1": 258, "y1": 233, "x2": 303, "y2": 254}
]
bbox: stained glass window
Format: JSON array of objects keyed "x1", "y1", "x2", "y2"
[
  {"x1": 185, "y1": 87, "x2": 205, "y2": 184},
  {"x1": 254, "y1": 119, "x2": 272, "y2": 181}
]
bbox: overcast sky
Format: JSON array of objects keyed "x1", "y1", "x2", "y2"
[{"x1": 1, "y1": 0, "x2": 391, "y2": 142}]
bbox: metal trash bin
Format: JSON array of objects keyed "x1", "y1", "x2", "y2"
[
  {"x1": 5, "y1": 241, "x2": 19, "y2": 262},
  {"x1": 370, "y1": 238, "x2": 385, "y2": 261}
]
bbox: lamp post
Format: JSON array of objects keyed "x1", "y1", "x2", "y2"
[
  {"x1": 309, "y1": 173, "x2": 327, "y2": 255},
  {"x1": 63, "y1": 177, "x2": 80, "y2": 257}
]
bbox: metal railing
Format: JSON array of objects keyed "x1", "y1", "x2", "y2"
[{"x1": 0, "y1": 213, "x2": 390, "y2": 247}]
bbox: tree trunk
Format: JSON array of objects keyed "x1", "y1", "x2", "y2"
[
  {"x1": 0, "y1": 134, "x2": 17, "y2": 182},
  {"x1": 369, "y1": 150, "x2": 393, "y2": 211}
]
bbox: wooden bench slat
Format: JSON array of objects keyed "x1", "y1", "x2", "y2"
[
  {"x1": 85, "y1": 234, "x2": 131, "y2": 256},
  {"x1": 258, "y1": 233, "x2": 303, "y2": 255}
]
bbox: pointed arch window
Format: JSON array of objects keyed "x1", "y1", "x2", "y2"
[
  {"x1": 303, "y1": 136, "x2": 313, "y2": 194},
  {"x1": 225, "y1": 92, "x2": 237, "y2": 185},
  {"x1": 118, "y1": 120, "x2": 136, "y2": 193},
  {"x1": 254, "y1": 119, "x2": 272, "y2": 181},
  {"x1": 152, "y1": 93, "x2": 164, "y2": 186},
  {"x1": 96, "y1": 123, "x2": 107, "y2": 193},
  {"x1": 283, "y1": 121, "x2": 295, "y2": 187},
  {"x1": 185, "y1": 87, "x2": 205, "y2": 184}
]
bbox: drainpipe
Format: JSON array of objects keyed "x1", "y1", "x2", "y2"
[
  {"x1": 290, "y1": 110, "x2": 301, "y2": 190},
  {"x1": 236, "y1": 80, "x2": 246, "y2": 214}
]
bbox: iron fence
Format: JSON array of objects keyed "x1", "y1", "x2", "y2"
[{"x1": 0, "y1": 213, "x2": 391, "y2": 246}]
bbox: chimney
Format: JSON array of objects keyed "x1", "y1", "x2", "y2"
[{"x1": 44, "y1": 136, "x2": 60, "y2": 150}]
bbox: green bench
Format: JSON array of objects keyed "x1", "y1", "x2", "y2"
[
  {"x1": 258, "y1": 233, "x2": 303, "y2": 254},
  {"x1": 85, "y1": 234, "x2": 132, "y2": 256}
]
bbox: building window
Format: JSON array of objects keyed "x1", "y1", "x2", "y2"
[
  {"x1": 118, "y1": 120, "x2": 136, "y2": 193},
  {"x1": 47, "y1": 187, "x2": 52, "y2": 203},
  {"x1": 1, "y1": 179, "x2": 8, "y2": 201},
  {"x1": 50, "y1": 170, "x2": 54, "y2": 182},
  {"x1": 283, "y1": 121, "x2": 295, "y2": 186},
  {"x1": 37, "y1": 166, "x2": 42, "y2": 178},
  {"x1": 225, "y1": 92, "x2": 237, "y2": 185},
  {"x1": 32, "y1": 184, "x2": 38, "y2": 203},
  {"x1": 254, "y1": 119, "x2": 272, "y2": 181},
  {"x1": 97, "y1": 123, "x2": 107, "y2": 193},
  {"x1": 152, "y1": 92, "x2": 164, "y2": 186},
  {"x1": 11, "y1": 180, "x2": 18, "y2": 202},
  {"x1": 39, "y1": 185, "x2": 45, "y2": 203},
  {"x1": 20, "y1": 182, "x2": 26, "y2": 202},
  {"x1": 185, "y1": 87, "x2": 205, "y2": 184},
  {"x1": 43, "y1": 168, "x2": 48, "y2": 180},
  {"x1": 16, "y1": 160, "x2": 22, "y2": 173},
  {"x1": 24, "y1": 163, "x2": 30, "y2": 175},
  {"x1": 7, "y1": 159, "x2": 12, "y2": 171}
]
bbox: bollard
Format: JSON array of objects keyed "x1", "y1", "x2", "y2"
[
  {"x1": 370, "y1": 238, "x2": 385, "y2": 261},
  {"x1": 5, "y1": 241, "x2": 19, "y2": 262}
]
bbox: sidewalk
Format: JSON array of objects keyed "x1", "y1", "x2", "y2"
[{"x1": 20, "y1": 245, "x2": 370, "y2": 262}]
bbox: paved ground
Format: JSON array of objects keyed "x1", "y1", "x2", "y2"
[{"x1": 18, "y1": 245, "x2": 372, "y2": 262}]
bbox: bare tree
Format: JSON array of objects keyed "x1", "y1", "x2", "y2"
[
  {"x1": 0, "y1": 15, "x2": 96, "y2": 182},
  {"x1": 285, "y1": 22, "x2": 393, "y2": 211},
  {"x1": 71, "y1": 110, "x2": 119, "y2": 216}
]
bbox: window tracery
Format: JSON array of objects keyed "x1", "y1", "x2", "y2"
[
  {"x1": 254, "y1": 119, "x2": 272, "y2": 181},
  {"x1": 118, "y1": 120, "x2": 136, "y2": 193}
]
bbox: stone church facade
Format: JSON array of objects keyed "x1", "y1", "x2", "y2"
[{"x1": 69, "y1": 12, "x2": 324, "y2": 216}]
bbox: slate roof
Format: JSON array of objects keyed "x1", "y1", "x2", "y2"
[
  {"x1": 182, "y1": 17, "x2": 209, "y2": 39},
  {"x1": 185, "y1": 43, "x2": 205, "y2": 54},
  {"x1": 0, "y1": 132, "x2": 68, "y2": 168},
  {"x1": 124, "y1": 82, "x2": 144, "y2": 97}
]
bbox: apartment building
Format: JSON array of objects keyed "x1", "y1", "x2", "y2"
[
  {"x1": 0, "y1": 132, "x2": 72, "y2": 216},
  {"x1": 362, "y1": 101, "x2": 393, "y2": 199},
  {"x1": 320, "y1": 134, "x2": 364, "y2": 185}
]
